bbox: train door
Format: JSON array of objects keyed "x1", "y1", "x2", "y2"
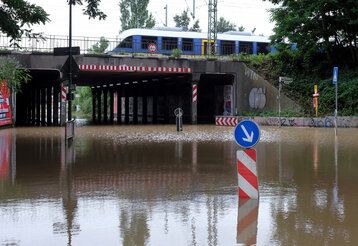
[{"x1": 201, "y1": 40, "x2": 215, "y2": 55}]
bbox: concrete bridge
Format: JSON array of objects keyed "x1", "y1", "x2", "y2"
[{"x1": 3, "y1": 52, "x2": 298, "y2": 126}]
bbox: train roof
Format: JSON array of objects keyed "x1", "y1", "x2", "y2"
[{"x1": 118, "y1": 28, "x2": 270, "y2": 43}]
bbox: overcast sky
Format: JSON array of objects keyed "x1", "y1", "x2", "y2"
[{"x1": 27, "y1": 0, "x2": 276, "y2": 38}]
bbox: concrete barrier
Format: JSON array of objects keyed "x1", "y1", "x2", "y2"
[{"x1": 215, "y1": 116, "x2": 358, "y2": 128}]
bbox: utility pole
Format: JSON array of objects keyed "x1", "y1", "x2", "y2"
[
  {"x1": 192, "y1": 0, "x2": 196, "y2": 19},
  {"x1": 207, "y1": 0, "x2": 218, "y2": 56},
  {"x1": 164, "y1": 4, "x2": 168, "y2": 27}
]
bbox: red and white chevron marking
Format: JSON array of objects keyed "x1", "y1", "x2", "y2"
[
  {"x1": 237, "y1": 199, "x2": 258, "y2": 245},
  {"x1": 215, "y1": 116, "x2": 238, "y2": 126},
  {"x1": 78, "y1": 64, "x2": 192, "y2": 73},
  {"x1": 61, "y1": 84, "x2": 67, "y2": 102},
  {"x1": 237, "y1": 149, "x2": 258, "y2": 199},
  {"x1": 192, "y1": 84, "x2": 198, "y2": 103}
]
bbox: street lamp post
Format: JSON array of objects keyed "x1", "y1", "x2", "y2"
[
  {"x1": 278, "y1": 76, "x2": 293, "y2": 127},
  {"x1": 68, "y1": 0, "x2": 73, "y2": 121}
]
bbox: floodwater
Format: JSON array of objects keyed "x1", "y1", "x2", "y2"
[{"x1": 0, "y1": 125, "x2": 357, "y2": 246}]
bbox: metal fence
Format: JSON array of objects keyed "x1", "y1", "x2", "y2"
[
  {"x1": 0, "y1": 34, "x2": 121, "y2": 54},
  {"x1": 0, "y1": 34, "x2": 270, "y2": 57}
]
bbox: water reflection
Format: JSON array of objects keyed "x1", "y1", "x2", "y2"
[
  {"x1": 0, "y1": 129, "x2": 15, "y2": 184},
  {"x1": 237, "y1": 199, "x2": 258, "y2": 245},
  {"x1": 258, "y1": 128, "x2": 358, "y2": 245},
  {"x1": 0, "y1": 126, "x2": 357, "y2": 245}
]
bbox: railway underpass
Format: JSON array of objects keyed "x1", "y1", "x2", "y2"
[
  {"x1": 10, "y1": 53, "x2": 297, "y2": 126},
  {"x1": 15, "y1": 65, "x2": 236, "y2": 126}
]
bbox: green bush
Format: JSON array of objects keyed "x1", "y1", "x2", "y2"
[{"x1": 171, "y1": 49, "x2": 182, "y2": 59}]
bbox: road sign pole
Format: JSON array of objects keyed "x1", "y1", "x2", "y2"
[
  {"x1": 333, "y1": 67, "x2": 338, "y2": 129},
  {"x1": 234, "y1": 120, "x2": 261, "y2": 199},
  {"x1": 68, "y1": 0, "x2": 73, "y2": 121},
  {"x1": 278, "y1": 82, "x2": 282, "y2": 127},
  {"x1": 237, "y1": 149, "x2": 258, "y2": 199},
  {"x1": 335, "y1": 79, "x2": 338, "y2": 129}
]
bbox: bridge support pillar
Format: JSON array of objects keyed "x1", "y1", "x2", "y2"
[
  {"x1": 164, "y1": 88, "x2": 169, "y2": 124},
  {"x1": 53, "y1": 84, "x2": 60, "y2": 126},
  {"x1": 142, "y1": 95, "x2": 147, "y2": 124},
  {"x1": 41, "y1": 87, "x2": 46, "y2": 126},
  {"x1": 133, "y1": 94, "x2": 138, "y2": 124},
  {"x1": 36, "y1": 87, "x2": 41, "y2": 126},
  {"x1": 47, "y1": 86, "x2": 52, "y2": 126},
  {"x1": 30, "y1": 89, "x2": 35, "y2": 125},
  {"x1": 92, "y1": 89, "x2": 96, "y2": 123},
  {"x1": 153, "y1": 88, "x2": 158, "y2": 124},
  {"x1": 117, "y1": 90, "x2": 121, "y2": 124},
  {"x1": 124, "y1": 88, "x2": 129, "y2": 124},
  {"x1": 109, "y1": 89, "x2": 114, "y2": 124},
  {"x1": 103, "y1": 88, "x2": 108, "y2": 124},
  {"x1": 97, "y1": 89, "x2": 102, "y2": 124}
]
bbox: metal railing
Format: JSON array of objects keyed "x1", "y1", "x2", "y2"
[
  {"x1": 0, "y1": 34, "x2": 271, "y2": 57},
  {"x1": 0, "y1": 34, "x2": 121, "y2": 54}
]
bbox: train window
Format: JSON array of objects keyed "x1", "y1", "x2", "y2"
[
  {"x1": 142, "y1": 36, "x2": 157, "y2": 49},
  {"x1": 257, "y1": 42, "x2": 270, "y2": 54},
  {"x1": 221, "y1": 41, "x2": 235, "y2": 55},
  {"x1": 119, "y1": 37, "x2": 133, "y2": 49},
  {"x1": 182, "y1": 38, "x2": 193, "y2": 51},
  {"x1": 239, "y1": 42, "x2": 253, "y2": 54},
  {"x1": 162, "y1": 37, "x2": 178, "y2": 50}
]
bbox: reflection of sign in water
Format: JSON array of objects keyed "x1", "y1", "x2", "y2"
[
  {"x1": 249, "y1": 88, "x2": 266, "y2": 109},
  {"x1": 223, "y1": 85, "x2": 232, "y2": 115},
  {"x1": 237, "y1": 199, "x2": 258, "y2": 245},
  {"x1": 0, "y1": 132, "x2": 11, "y2": 179},
  {"x1": 0, "y1": 81, "x2": 12, "y2": 126}
]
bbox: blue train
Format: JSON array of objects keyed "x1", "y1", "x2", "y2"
[{"x1": 112, "y1": 27, "x2": 274, "y2": 56}]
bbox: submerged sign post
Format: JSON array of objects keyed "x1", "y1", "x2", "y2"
[
  {"x1": 332, "y1": 67, "x2": 338, "y2": 128},
  {"x1": 234, "y1": 120, "x2": 261, "y2": 199}
]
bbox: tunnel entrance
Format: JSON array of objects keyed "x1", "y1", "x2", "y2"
[
  {"x1": 16, "y1": 69, "x2": 62, "y2": 126},
  {"x1": 77, "y1": 70, "x2": 193, "y2": 125},
  {"x1": 16, "y1": 67, "x2": 236, "y2": 126},
  {"x1": 197, "y1": 74, "x2": 235, "y2": 124}
]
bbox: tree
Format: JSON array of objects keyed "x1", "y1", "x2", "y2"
[
  {"x1": 173, "y1": 9, "x2": 201, "y2": 32},
  {"x1": 264, "y1": 0, "x2": 358, "y2": 65},
  {"x1": 0, "y1": 0, "x2": 107, "y2": 44},
  {"x1": 0, "y1": 58, "x2": 30, "y2": 93},
  {"x1": 88, "y1": 37, "x2": 109, "y2": 54},
  {"x1": 173, "y1": 9, "x2": 191, "y2": 30},
  {"x1": 237, "y1": 25, "x2": 245, "y2": 32},
  {"x1": 217, "y1": 17, "x2": 236, "y2": 33},
  {"x1": 189, "y1": 20, "x2": 201, "y2": 32},
  {"x1": 73, "y1": 86, "x2": 92, "y2": 118},
  {"x1": 119, "y1": 0, "x2": 155, "y2": 31}
]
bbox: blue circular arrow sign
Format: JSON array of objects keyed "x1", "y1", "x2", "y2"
[{"x1": 234, "y1": 120, "x2": 261, "y2": 149}]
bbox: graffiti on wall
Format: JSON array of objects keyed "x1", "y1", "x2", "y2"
[
  {"x1": 237, "y1": 116, "x2": 358, "y2": 128},
  {"x1": 223, "y1": 85, "x2": 233, "y2": 115},
  {"x1": 244, "y1": 67, "x2": 259, "y2": 81},
  {"x1": 0, "y1": 81, "x2": 12, "y2": 127},
  {"x1": 249, "y1": 88, "x2": 266, "y2": 109}
]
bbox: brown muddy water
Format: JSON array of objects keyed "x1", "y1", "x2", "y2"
[{"x1": 0, "y1": 125, "x2": 357, "y2": 246}]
